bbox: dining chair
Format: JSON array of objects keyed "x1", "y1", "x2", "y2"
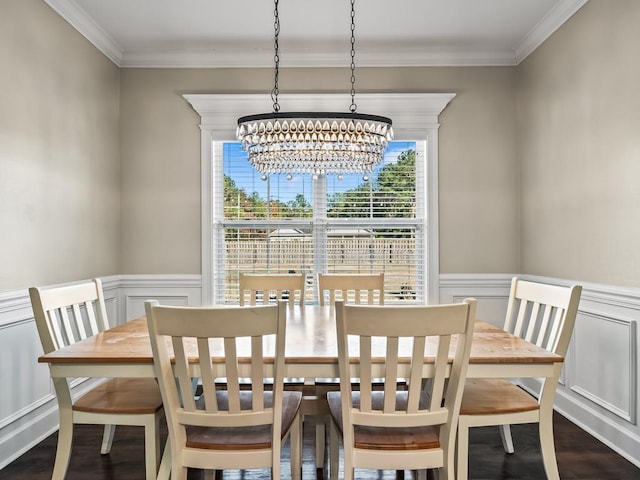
[
  {"x1": 29, "y1": 279, "x2": 164, "y2": 480},
  {"x1": 145, "y1": 300, "x2": 302, "y2": 480},
  {"x1": 317, "y1": 272, "x2": 385, "y2": 306},
  {"x1": 456, "y1": 278, "x2": 582, "y2": 480},
  {"x1": 328, "y1": 299, "x2": 477, "y2": 480},
  {"x1": 239, "y1": 272, "x2": 306, "y2": 307},
  {"x1": 313, "y1": 272, "x2": 386, "y2": 471}
]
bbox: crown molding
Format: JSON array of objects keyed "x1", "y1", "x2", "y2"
[
  {"x1": 515, "y1": 0, "x2": 589, "y2": 64},
  {"x1": 45, "y1": 0, "x2": 588, "y2": 68},
  {"x1": 121, "y1": 47, "x2": 520, "y2": 68},
  {"x1": 43, "y1": 0, "x2": 122, "y2": 66}
]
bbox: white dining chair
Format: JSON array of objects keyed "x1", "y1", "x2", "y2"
[
  {"x1": 317, "y1": 272, "x2": 384, "y2": 306},
  {"x1": 328, "y1": 299, "x2": 477, "y2": 480},
  {"x1": 239, "y1": 272, "x2": 306, "y2": 307},
  {"x1": 312, "y1": 272, "x2": 386, "y2": 471},
  {"x1": 145, "y1": 300, "x2": 302, "y2": 480},
  {"x1": 456, "y1": 278, "x2": 582, "y2": 480},
  {"x1": 30, "y1": 279, "x2": 164, "y2": 480}
]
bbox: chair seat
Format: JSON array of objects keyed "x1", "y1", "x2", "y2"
[
  {"x1": 186, "y1": 390, "x2": 302, "y2": 450},
  {"x1": 460, "y1": 378, "x2": 539, "y2": 416},
  {"x1": 73, "y1": 378, "x2": 163, "y2": 414},
  {"x1": 327, "y1": 390, "x2": 440, "y2": 451}
]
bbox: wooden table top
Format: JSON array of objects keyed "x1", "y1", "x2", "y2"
[{"x1": 39, "y1": 305, "x2": 562, "y2": 366}]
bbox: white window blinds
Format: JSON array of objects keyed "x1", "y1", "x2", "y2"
[{"x1": 215, "y1": 141, "x2": 424, "y2": 304}]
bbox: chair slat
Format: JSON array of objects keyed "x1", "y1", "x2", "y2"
[
  {"x1": 407, "y1": 336, "x2": 425, "y2": 413},
  {"x1": 72, "y1": 304, "x2": 88, "y2": 340},
  {"x1": 535, "y1": 304, "x2": 554, "y2": 346},
  {"x1": 359, "y1": 336, "x2": 372, "y2": 412},
  {"x1": 47, "y1": 310, "x2": 65, "y2": 350},
  {"x1": 84, "y1": 300, "x2": 100, "y2": 335},
  {"x1": 172, "y1": 337, "x2": 196, "y2": 412},
  {"x1": 512, "y1": 299, "x2": 528, "y2": 337},
  {"x1": 383, "y1": 336, "x2": 399, "y2": 413},
  {"x1": 430, "y1": 335, "x2": 451, "y2": 412},
  {"x1": 58, "y1": 307, "x2": 76, "y2": 346},
  {"x1": 224, "y1": 337, "x2": 241, "y2": 414},
  {"x1": 197, "y1": 337, "x2": 218, "y2": 414},
  {"x1": 251, "y1": 335, "x2": 264, "y2": 410},
  {"x1": 547, "y1": 308, "x2": 564, "y2": 351}
]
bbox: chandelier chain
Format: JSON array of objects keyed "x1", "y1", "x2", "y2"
[
  {"x1": 349, "y1": 0, "x2": 357, "y2": 113},
  {"x1": 271, "y1": 0, "x2": 280, "y2": 112}
]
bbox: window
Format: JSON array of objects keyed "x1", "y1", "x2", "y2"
[
  {"x1": 185, "y1": 92, "x2": 455, "y2": 305},
  {"x1": 214, "y1": 141, "x2": 425, "y2": 304}
]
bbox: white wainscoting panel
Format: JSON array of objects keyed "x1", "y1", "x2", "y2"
[
  {"x1": 118, "y1": 274, "x2": 203, "y2": 321},
  {"x1": 0, "y1": 290, "x2": 57, "y2": 470},
  {"x1": 571, "y1": 311, "x2": 637, "y2": 423},
  {"x1": 439, "y1": 274, "x2": 514, "y2": 326}
]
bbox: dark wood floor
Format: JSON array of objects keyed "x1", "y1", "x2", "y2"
[{"x1": 2, "y1": 412, "x2": 639, "y2": 479}]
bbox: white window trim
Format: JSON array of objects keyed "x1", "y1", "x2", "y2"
[{"x1": 184, "y1": 93, "x2": 455, "y2": 305}]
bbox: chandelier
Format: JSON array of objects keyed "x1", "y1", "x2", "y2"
[{"x1": 236, "y1": 0, "x2": 393, "y2": 176}]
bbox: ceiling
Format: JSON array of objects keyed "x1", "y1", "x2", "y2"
[{"x1": 44, "y1": 0, "x2": 588, "y2": 68}]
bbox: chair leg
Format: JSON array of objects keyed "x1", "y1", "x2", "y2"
[
  {"x1": 499, "y1": 424, "x2": 515, "y2": 454},
  {"x1": 156, "y1": 439, "x2": 171, "y2": 480},
  {"x1": 329, "y1": 421, "x2": 339, "y2": 480},
  {"x1": 316, "y1": 417, "x2": 326, "y2": 469},
  {"x1": 173, "y1": 466, "x2": 188, "y2": 480},
  {"x1": 100, "y1": 424, "x2": 116, "y2": 454},
  {"x1": 144, "y1": 415, "x2": 161, "y2": 480},
  {"x1": 290, "y1": 413, "x2": 302, "y2": 480},
  {"x1": 52, "y1": 406, "x2": 74, "y2": 480},
  {"x1": 539, "y1": 410, "x2": 560, "y2": 480},
  {"x1": 456, "y1": 420, "x2": 470, "y2": 480}
]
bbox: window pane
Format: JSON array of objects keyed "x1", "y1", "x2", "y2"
[
  {"x1": 223, "y1": 143, "x2": 313, "y2": 220},
  {"x1": 327, "y1": 142, "x2": 417, "y2": 219},
  {"x1": 218, "y1": 140, "x2": 422, "y2": 304}
]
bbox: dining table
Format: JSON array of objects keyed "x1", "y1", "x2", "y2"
[{"x1": 39, "y1": 303, "x2": 565, "y2": 479}]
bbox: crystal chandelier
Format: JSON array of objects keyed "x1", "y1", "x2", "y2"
[{"x1": 236, "y1": 0, "x2": 393, "y2": 176}]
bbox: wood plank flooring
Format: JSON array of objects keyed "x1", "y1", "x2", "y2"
[{"x1": 1, "y1": 412, "x2": 638, "y2": 479}]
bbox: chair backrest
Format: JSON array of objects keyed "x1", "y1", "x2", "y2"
[
  {"x1": 317, "y1": 273, "x2": 384, "y2": 306},
  {"x1": 503, "y1": 277, "x2": 582, "y2": 356},
  {"x1": 239, "y1": 273, "x2": 306, "y2": 307},
  {"x1": 145, "y1": 300, "x2": 288, "y2": 459},
  {"x1": 29, "y1": 279, "x2": 110, "y2": 354},
  {"x1": 335, "y1": 298, "x2": 476, "y2": 454}
]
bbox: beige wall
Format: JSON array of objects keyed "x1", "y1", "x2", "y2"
[
  {"x1": 119, "y1": 66, "x2": 519, "y2": 275},
  {"x1": 0, "y1": 0, "x2": 120, "y2": 292},
  {"x1": 517, "y1": 0, "x2": 640, "y2": 287},
  {"x1": 0, "y1": 1, "x2": 524, "y2": 289}
]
